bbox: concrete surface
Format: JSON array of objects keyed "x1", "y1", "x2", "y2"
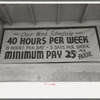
[{"x1": 0, "y1": 63, "x2": 100, "y2": 82}]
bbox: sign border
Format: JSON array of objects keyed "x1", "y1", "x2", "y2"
[{"x1": 0, "y1": 26, "x2": 100, "y2": 64}]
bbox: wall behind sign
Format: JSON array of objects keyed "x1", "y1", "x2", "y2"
[{"x1": 0, "y1": 22, "x2": 100, "y2": 81}]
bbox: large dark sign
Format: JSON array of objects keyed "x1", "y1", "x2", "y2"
[{"x1": 0, "y1": 26, "x2": 100, "y2": 63}]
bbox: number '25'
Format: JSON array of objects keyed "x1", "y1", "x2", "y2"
[{"x1": 65, "y1": 50, "x2": 76, "y2": 58}]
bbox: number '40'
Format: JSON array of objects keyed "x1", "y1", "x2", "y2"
[{"x1": 7, "y1": 37, "x2": 17, "y2": 44}]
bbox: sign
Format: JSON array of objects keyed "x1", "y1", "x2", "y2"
[{"x1": 0, "y1": 26, "x2": 100, "y2": 63}]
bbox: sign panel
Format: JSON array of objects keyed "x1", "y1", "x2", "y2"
[{"x1": 0, "y1": 26, "x2": 100, "y2": 63}]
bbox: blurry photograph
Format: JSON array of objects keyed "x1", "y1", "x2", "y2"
[{"x1": 0, "y1": 4, "x2": 100, "y2": 82}]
